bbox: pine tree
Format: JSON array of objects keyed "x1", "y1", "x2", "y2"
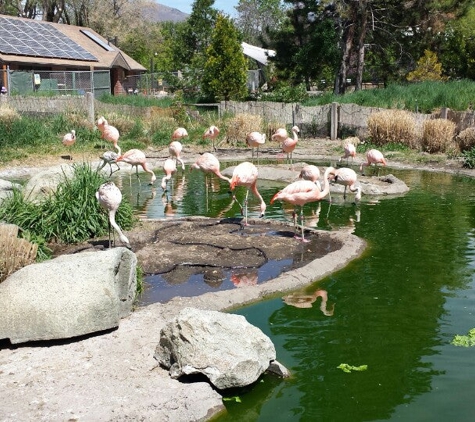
[
  {"x1": 202, "y1": 14, "x2": 248, "y2": 102},
  {"x1": 407, "y1": 50, "x2": 445, "y2": 82}
]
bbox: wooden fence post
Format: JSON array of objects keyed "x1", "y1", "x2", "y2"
[
  {"x1": 86, "y1": 92, "x2": 94, "y2": 124},
  {"x1": 331, "y1": 102, "x2": 338, "y2": 140}
]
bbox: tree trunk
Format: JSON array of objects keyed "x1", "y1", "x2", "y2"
[
  {"x1": 334, "y1": 20, "x2": 355, "y2": 95},
  {"x1": 355, "y1": 1, "x2": 368, "y2": 91}
]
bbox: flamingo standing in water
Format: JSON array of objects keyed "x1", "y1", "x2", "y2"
[
  {"x1": 95, "y1": 181, "x2": 130, "y2": 248},
  {"x1": 271, "y1": 166, "x2": 332, "y2": 241},
  {"x1": 328, "y1": 167, "x2": 361, "y2": 202},
  {"x1": 190, "y1": 152, "x2": 231, "y2": 184},
  {"x1": 97, "y1": 116, "x2": 121, "y2": 155},
  {"x1": 191, "y1": 153, "x2": 231, "y2": 209},
  {"x1": 281, "y1": 125, "x2": 300, "y2": 167},
  {"x1": 340, "y1": 142, "x2": 357, "y2": 165},
  {"x1": 230, "y1": 161, "x2": 266, "y2": 225},
  {"x1": 246, "y1": 131, "x2": 266, "y2": 160},
  {"x1": 169, "y1": 140, "x2": 185, "y2": 170},
  {"x1": 161, "y1": 157, "x2": 177, "y2": 190},
  {"x1": 97, "y1": 151, "x2": 120, "y2": 176},
  {"x1": 203, "y1": 125, "x2": 220, "y2": 151},
  {"x1": 62, "y1": 129, "x2": 76, "y2": 160},
  {"x1": 299, "y1": 164, "x2": 321, "y2": 190},
  {"x1": 116, "y1": 149, "x2": 156, "y2": 185},
  {"x1": 360, "y1": 149, "x2": 387, "y2": 175},
  {"x1": 271, "y1": 127, "x2": 288, "y2": 143}
]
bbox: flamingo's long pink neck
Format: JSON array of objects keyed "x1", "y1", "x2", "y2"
[
  {"x1": 293, "y1": 129, "x2": 298, "y2": 141},
  {"x1": 317, "y1": 167, "x2": 332, "y2": 200},
  {"x1": 251, "y1": 183, "x2": 266, "y2": 216}
]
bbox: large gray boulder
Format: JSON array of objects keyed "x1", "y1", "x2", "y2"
[
  {"x1": 0, "y1": 247, "x2": 137, "y2": 344},
  {"x1": 155, "y1": 307, "x2": 281, "y2": 390},
  {"x1": 23, "y1": 164, "x2": 75, "y2": 202},
  {"x1": 0, "y1": 178, "x2": 21, "y2": 205}
]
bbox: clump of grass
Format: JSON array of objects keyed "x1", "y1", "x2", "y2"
[
  {"x1": 456, "y1": 127, "x2": 475, "y2": 152},
  {"x1": 0, "y1": 164, "x2": 136, "y2": 254},
  {"x1": 0, "y1": 103, "x2": 20, "y2": 127},
  {"x1": 0, "y1": 224, "x2": 38, "y2": 283},
  {"x1": 367, "y1": 109, "x2": 419, "y2": 148},
  {"x1": 225, "y1": 113, "x2": 263, "y2": 146},
  {"x1": 462, "y1": 147, "x2": 475, "y2": 168},
  {"x1": 421, "y1": 119, "x2": 457, "y2": 153}
]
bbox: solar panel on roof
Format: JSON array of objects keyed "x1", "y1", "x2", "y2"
[
  {"x1": 80, "y1": 29, "x2": 114, "y2": 52},
  {"x1": 0, "y1": 17, "x2": 98, "y2": 62}
]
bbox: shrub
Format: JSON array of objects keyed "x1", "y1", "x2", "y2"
[
  {"x1": 0, "y1": 164, "x2": 136, "y2": 247},
  {"x1": 421, "y1": 119, "x2": 457, "y2": 153},
  {"x1": 456, "y1": 127, "x2": 475, "y2": 152},
  {"x1": 462, "y1": 147, "x2": 475, "y2": 168},
  {"x1": 0, "y1": 224, "x2": 38, "y2": 283},
  {"x1": 224, "y1": 113, "x2": 263, "y2": 146},
  {"x1": 367, "y1": 110, "x2": 419, "y2": 148}
]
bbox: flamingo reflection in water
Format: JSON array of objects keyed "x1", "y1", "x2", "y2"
[
  {"x1": 283, "y1": 289, "x2": 334, "y2": 316},
  {"x1": 230, "y1": 270, "x2": 258, "y2": 288},
  {"x1": 162, "y1": 173, "x2": 187, "y2": 217}
]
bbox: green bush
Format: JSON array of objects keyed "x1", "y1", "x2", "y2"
[
  {"x1": 462, "y1": 147, "x2": 475, "y2": 169},
  {"x1": 0, "y1": 164, "x2": 136, "y2": 251}
]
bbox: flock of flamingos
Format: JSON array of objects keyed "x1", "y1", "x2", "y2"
[{"x1": 62, "y1": 117, "x2": 388, "y2": 246}]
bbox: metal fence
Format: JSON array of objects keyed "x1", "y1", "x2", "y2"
[{"x1": 0, "y1": 68, "x2": 110, "y2": 97}]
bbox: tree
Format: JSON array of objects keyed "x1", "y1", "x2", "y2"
[
  {"x1": 406, "y1": 50, "x2": 445, "y2": 82},
  {"x1": 235, "y1": 0, "x2": 288, "y2": 46},
  {"x1": 202, "y1": 14, "x2": 248, "y2": 101}
]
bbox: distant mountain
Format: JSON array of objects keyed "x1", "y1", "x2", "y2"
[{"x1": 142, "y1": 2, "x2": 189, "y2": 23}]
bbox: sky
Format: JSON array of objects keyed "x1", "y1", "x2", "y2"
[{"x1": 157, "y1": 1, "x2": 239, "y2": 17}]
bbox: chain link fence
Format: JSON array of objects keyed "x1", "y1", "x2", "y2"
[{"x1": 0, "y1": 69, "x2": 110, "y2": 97}]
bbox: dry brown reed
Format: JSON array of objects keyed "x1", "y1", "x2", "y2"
[
  {"x1": 342, "y1": 136, "x2": 360, "y2": 147},
  {"x1": 421, "y1": 119, "x2": 457, "y2": 153},
  {"x1": 456, "y1": 127, "x2": 475, "y2": 152},
  {"x1": 224, "y1": 113, "x2": 263, "y2": 146},
  {"x1": 0, "y1": 224, "x2": 38, "y2": 283},
  {"x1": 367, "y1": 110, "x2": 419, "y2": 148}
]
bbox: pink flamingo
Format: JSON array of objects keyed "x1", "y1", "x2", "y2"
[
  {"x1": 169, "y1": 140, "x2": 185, "y2": 170},
  {"x1": 97, "y1": 116, "x2": 121, "y2": 155},
  {"x1": 203, "y1": 125, "x2": 220, "y2": 151},
  {"x1": 328, "y1": 167, "x2": 361, "y2": 202},
  {"x1": 230, "y1": 161, "x2": 266, "y2": 225},
  {"x1": 299, "y1": 164, "x2": 321, "y2": 190},
  {"x1": 190, "y1": 153, "x2": 230, "y2": 208},
  {"x1": 340, "y1": 142, "x2": 356, "y2": 165},
  {"x1": 281, "y1": 125, "x2": 300, "y2": 166},
  {"x1": 190, "y1": 152, "x2": 231, "y2": 184},
  {"x1": 97, "y1": 151, "x2": 120, "y2": 176},
  {"x1": 95, "y1": 181, "x2": 130, "y2": 248},
  {"x1": 62, "y1": 129, "x2": 76, "y2": 160},
  {"x1": 116, "y1": 149, "x2": 156, "y2": 185},
  {"x1": 271, "y1": 166, "x2": 332, "y2": 241},
  {"x1": 172, "y1": 127, "x2": 188, "y2": 140},
  {"x1": 246, "y1": 131, "x2": 266, "y2": 159},
  {"x1": 360, "y1": 149, "x2": 387, "y2": 175},
  {"x1": 161, "y1": 158, "x2": 177, "y2": 190},
  {"x1": 271, "y1": 127, "x2": 288, "y2": 143}
]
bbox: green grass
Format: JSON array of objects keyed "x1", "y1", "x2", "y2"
[
  {"x1": 0, "y1": 164, "x2": 136, "y2": 256},
  {"x1": 303, "y1": 80, "x2": 475, "y2": 113}
]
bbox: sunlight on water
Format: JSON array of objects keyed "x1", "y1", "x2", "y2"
[{"x1": 117, "y1": 163, "x2": 475, "y2": 421}]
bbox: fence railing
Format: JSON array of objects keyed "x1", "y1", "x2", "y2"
[{"x1": 0, "y1": 69, "x2": 110, "y2": 98}]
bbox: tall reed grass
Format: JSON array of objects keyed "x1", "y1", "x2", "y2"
[
  {"x1": 304, "y1": 80, "x2": 475, "y2": 113},
  {"x1": 0, "y1": 164, "x2": 136, "y2": 258}
]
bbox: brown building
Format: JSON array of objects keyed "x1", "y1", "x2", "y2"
[{"x1": 0, "y1": 14, "x2": 146, "y2": 96}]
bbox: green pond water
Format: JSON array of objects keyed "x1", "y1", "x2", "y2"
[{"x1": 117, "y1": 163, "x2": 475, "y2": 421}]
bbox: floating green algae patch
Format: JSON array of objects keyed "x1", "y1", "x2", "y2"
[
  {"x1": 451, "y1": 328, "x2": 475, "y2": 347},
  {"x1": 337, "y1": 363, "x2": 368, "y2": 373}
]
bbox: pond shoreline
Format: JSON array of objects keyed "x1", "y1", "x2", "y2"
[{"x1": 1, "y1": 139, "x2": 474, "y2": 421}]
